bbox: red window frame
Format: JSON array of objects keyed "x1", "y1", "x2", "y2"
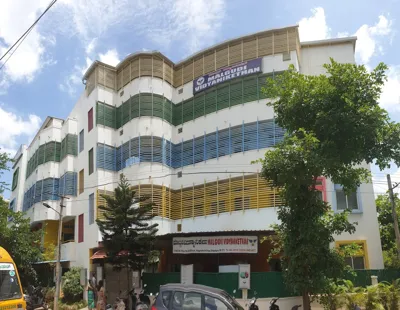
[
  {"x1": 88, "y1": 108, "x2": 93, "y2": 132},
  {"x1": 78, "y1": 214, "x2": 84, "y2": 243},
  {"x1": 315, "y1": 177, "x2": 327, "y2": 201}
]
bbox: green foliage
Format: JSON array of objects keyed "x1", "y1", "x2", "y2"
[
  {"x1": 365, "y1": 285, "x2": 385, "y2": 310},
  {"x1": 376, "y1": 194, "x2": 400, "y2": 269},
  {"x1": 378, "y1": 280, "x2": 400, "y2": 310},
  {"x1": 318, "y1": 281, "x2": 346, "y2": 310},
  {"x1": 259, "y1": 59, "x2": 400, "y2": 309},
  {"x1": 0, "y1": 150, "x2": 11, "y2": 193},
  {"x1": 62, "y1": 267, "x2": 83, "y2": 303},
  {"x1": 0, "y1": 196, "x2": 42, "y2": 286},
  {"x1": 96, "y1": 174, "x2": 159, "y2": 273},
  {"x1": 45, "y1": 287, "x2": 56, "y2": 303},
  {"x1": 341, "y1": 280, "x2": 365, "y2": 310}
]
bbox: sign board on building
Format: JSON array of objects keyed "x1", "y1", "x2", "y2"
[
  {"x1": 238, "y1": 264, "x2": 251, "y2": 289},
  {"x1": 181, "y1": 264, "x2": 194, "y2": 285},
  {"x1": 193, "y1": 58, "x2": 262, "y2": 94},
  {"x1": 173, "y1": 236, "x2": 258, "y2": 254}
]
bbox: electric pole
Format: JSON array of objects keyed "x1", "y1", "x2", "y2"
[
  {"x1": 386, "y1": 174, "x2": 400, "y2": 260},
  {"x1": 43, "y1": 194, "x2": 69, "y2": 310}
]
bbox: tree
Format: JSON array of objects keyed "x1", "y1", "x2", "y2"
[
  {"x1": 258, "y1": 60, "x2": 400, "y2": 310},
  {"x1": 0, "y1": 150, "x2": 10, "y2": 193},
  {"x1": 96, "y1": 174, "x2": 158, "y2": 294},
  {"x1": 0, "y1": 197, "x2": 43, "y2": 286},
  {"x1": 62, "y1": 267, "x2": 83, "y2": 303},
  {"x1": 376, "y1": 193, "x2": 400, "y2": 268}
]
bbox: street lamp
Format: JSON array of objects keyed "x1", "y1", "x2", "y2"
[{"x1": 43, "y1": 198, "x2": 66, "y2": 310}]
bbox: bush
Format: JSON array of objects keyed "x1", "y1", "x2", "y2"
[
  {"x1": 45, "y1": 287, "x2": 55, "y2": 303},
  {"x1": 62, "y1": 268, "x2": 83, "y2": 303}
]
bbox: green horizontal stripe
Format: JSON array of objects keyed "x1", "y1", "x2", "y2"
[{"x1": 96, "y1": 72, "x2": 282, "y2": 129}]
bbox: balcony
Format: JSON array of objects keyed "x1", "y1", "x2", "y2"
[{"x1": 60, "y1": 241, "x2": 76, "y2": 262}]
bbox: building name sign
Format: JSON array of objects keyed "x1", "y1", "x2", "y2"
[
  {"x1": 193, "y1": 58, "x2": 262, "y2": 94},
  {"x1": 173, "y1": 236, "x2": 258, "y2": 254}
]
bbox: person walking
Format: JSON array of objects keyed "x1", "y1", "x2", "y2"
[
  {"x1": 91, "y1": 272, "x2": 97, "y2": 303},
  {"x1": 96, "y1": 280, "x2": 106, "y2": 310},
  {"x1": 87, "y1": 280, "x2": 95, "y2": 310}
]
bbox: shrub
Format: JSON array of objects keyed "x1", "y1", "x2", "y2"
[
  {"x1": 45, "y1": 287, "x2": 55, "y2": 303},
  {"x1": 62, "y1": 268, "x2": 83, "y2": 303}
]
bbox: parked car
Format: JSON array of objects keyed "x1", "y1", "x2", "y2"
[{"x1": 151, "y1": 284, "x2": 244, "y2": 310}]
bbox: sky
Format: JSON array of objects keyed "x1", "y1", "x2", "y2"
[{"x1": 0, "y1": 0, "x2": 399, "y2": 199}]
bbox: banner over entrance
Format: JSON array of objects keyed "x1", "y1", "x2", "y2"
[
  {"x1": 173, "y1": 236, "x2": 258, "y2": 254},
  {"x1": 193, "y1": 58, "x2": 262, "y2": 94}
]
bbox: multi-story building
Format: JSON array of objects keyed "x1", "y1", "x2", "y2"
[{"x1": 9, "y1": 25, "x2": 383, "y2": 290}]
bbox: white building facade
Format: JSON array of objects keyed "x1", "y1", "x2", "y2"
[{"x1": 9, "y1": 26, "x2": 383, "y2": 279}]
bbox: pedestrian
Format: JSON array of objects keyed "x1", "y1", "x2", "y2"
[
  {"x1": 91, "y1": 271, "x2": 97, "y2": 288},
  {"x1": 91, "y1": 272, "x2": 97, "y2": 302},
  {"x1": 96, "y1": 280, "x2": 106, "y2": 310},
  {"x1": 87, "y1": 280, "x2": 95, "y2": 310}
]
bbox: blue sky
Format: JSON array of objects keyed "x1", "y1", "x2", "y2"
[{"x1": 0, "y1": 0, "x2": 399, "y2": 198}]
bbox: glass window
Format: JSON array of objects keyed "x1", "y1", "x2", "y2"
[
  {"x1": 88, "y1": 108, "x2": 93, "y2": 132},
  {"x1": 336, "y1": 189, "x2": 358, "y2": 210},
  {"x1": 205, "y1": 295, "x2": 228, "y2": 310},
  {"x1": 161, "y1": 291, "x2": 172, "y2": 308},
  {"x1": 79, "y1": 130, "x2": 84, "y2": 153},
  {"x1": 89, "y1": 193, "x2": 94, "y2": 225},
  {"x1": 79, "y1": 169, "x2": 84, "y2": 194},
  {"x1": 0, "y1": 264, "x2": 22, "y2": 301},
  {"x1": 89, "y1": 148, "x2": 94, "y2": 175},
  {"x1": 172, "y1": 292, "x2": 202, "y2": 310}
]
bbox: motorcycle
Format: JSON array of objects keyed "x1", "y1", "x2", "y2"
[
  {"x1": 248, "y1": 291, "x2": 258, "y2": 310},
  {"x1": 269, "y1": 298, "x2": 279, "y2": 310},
  {"x1": 135, "y1": 285, "x2": 150, "y2": 310},
  {"x1": 25, "y1": 285, "x2": 48, "y2": 310}
]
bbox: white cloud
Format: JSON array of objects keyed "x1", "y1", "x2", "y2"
[
  {"x1": 0, "y1": 0, "x2": 55, "y2": 90},
  {"x1": 355, "y1": 16, "x2": 393, "y2": 64},
  {"x1": 86, "y1": 38, "x2": 97, "y2": 55},
  {"x1": 298, "y1": 7, "x2": 331, "y2": 41},
  {"x1": 59, "y1": 57, "x2": 92, "y2": 97},
  {"x1": 54, "y1": 0, "x2": 226, "y2": 54},
  {"x1": 99, "y1": 49, "x2": 120, "y2": 66},
  {"x1": 379, "y1": 66, "x2": 400, "y2": 112},
  {"x1": 0, "y1": 105, "x2": 41, "y2": 155}
]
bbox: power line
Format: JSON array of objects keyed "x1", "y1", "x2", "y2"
[{"x1": 0, "y1": 0, "x2": 57, "y2": 69}]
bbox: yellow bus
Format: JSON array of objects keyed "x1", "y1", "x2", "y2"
[{"x1": 0, "y1": 247, "x2": 26, "y2": 310}]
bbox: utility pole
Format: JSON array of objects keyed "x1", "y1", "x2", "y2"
[
  {"x1": 386, "y1": 174, "x2": 400, "y2": 260},
  {"x1": 43, "y1": 195, "x2": 69, "y2": 310}
]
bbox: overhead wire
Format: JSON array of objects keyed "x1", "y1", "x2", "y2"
[{"x1": 0, "y1": 0, "x2": 58, "y2": 70}]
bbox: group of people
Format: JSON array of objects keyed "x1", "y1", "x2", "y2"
[{"x1": 87, "y1": 272, "x2": 106, "y2": 310}]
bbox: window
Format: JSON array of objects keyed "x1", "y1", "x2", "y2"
[
  {"x1": 89, "y1": 148, "x2": 94, "y2": 175},
  {"x1": 172, "y1": 292, "x2": 202, "y2": 310},
  {"x1": 79, "y1": 169, "x2": 84, "y2": 194},
  {"x1": 315, "y1": 177, "x2": 326, "y2": 201},
  {"x1": 78, "y1": 214, "x2": 84, "y2": 243},
  {"x1": 79, "y1": 130, "x2": 84, "y2": 153},
  {"x1": 88, "y1": 108, "x2": 93, "y2": 132},
  {"x1": 11, "y1": 168, "x2": 19, "y2": 191},
  {"x1": 337, "y1": 241, "x2": 368, "y2": 270},
  {"x1": 335, "y1": 185, "x2": 359, "y2": 211},
  {"x1": 89, "y1": 193, "x2": 94, "y2": 225},
  {"x1": 161, "y1": 291, "x2": 172, "y2": 308},
  {"x1": 8, "y1": 199, "x2": 15, "y2": 222},
  {"x1": 205, "y1": 296, "x2": 228, "y2": 310}
]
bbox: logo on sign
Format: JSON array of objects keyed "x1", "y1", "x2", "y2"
[{"x1": 196, "y1": 76, "x2": 205, "y2": 86}]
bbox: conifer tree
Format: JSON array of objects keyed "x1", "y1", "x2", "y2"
[{"x1": 97, "y1": 174, "x2": 158, "y2": 291}]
